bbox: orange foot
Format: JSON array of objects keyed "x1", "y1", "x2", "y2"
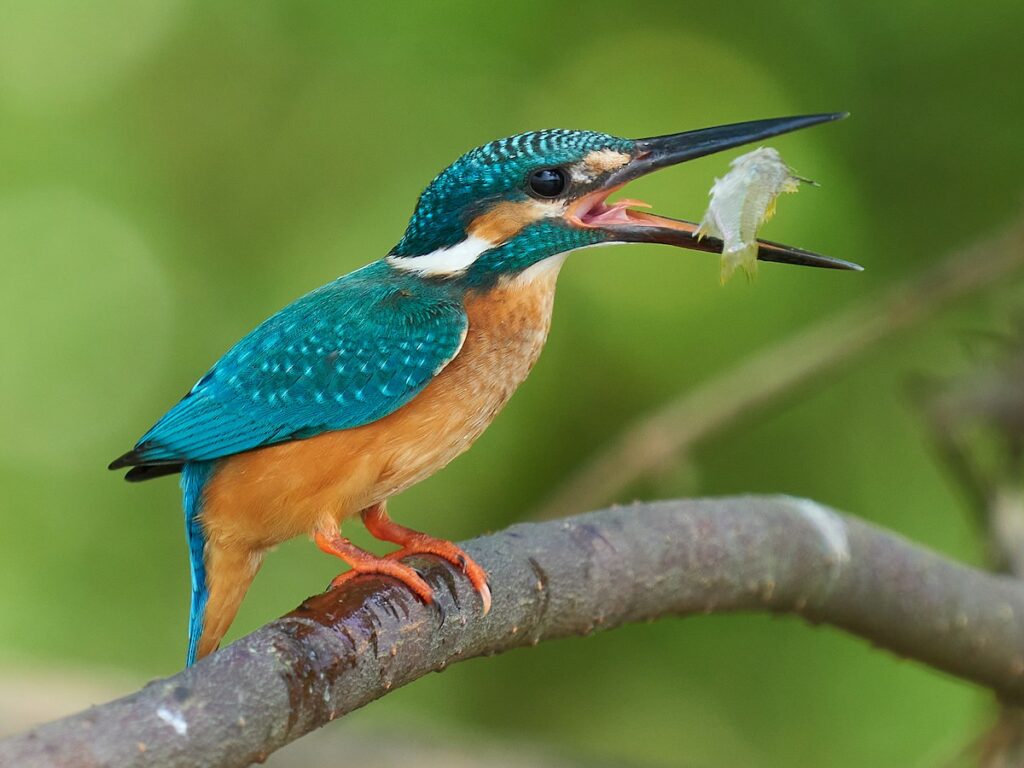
[
  {"x1": 314, "y1": 528, "x2": 434, "y2": 605},
  {"x1": 316, "y1": 503, "x2": 491, "y2": 614}
]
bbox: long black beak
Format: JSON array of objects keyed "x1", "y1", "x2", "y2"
[
  {"x1": 577, "y1": 113, "x2": 861, "y2": 271},
  {"x1": 613, "y1": 219, "x2": 863, "y2": 271},
  {"x1": 610, "y1": 113, "x2": 848, "y2": 186}
]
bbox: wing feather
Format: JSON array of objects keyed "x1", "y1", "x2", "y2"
[{"x1": 113, "y1": 262, "x2": 467, "y2": 468}]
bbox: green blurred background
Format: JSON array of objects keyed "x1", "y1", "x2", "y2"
[{"x1": 2, "y1": 1, "x2": 1023, "y2": 765}]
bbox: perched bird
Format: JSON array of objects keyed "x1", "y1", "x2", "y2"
[{"x1": 111, "y1": 114, "x2": 859, "y2": 666}]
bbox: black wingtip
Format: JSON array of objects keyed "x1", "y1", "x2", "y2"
[
  {"x1": 124, "y1": 463, "x2": 184, "y2": 482},
  {"x1": 109, "y1": 454, "x2": 135, "y2": 473},
  {"x1": 108, "y1": 451, "x2": 139, "y2": 471}
]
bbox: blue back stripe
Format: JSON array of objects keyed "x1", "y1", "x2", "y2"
[{"x1": 180, "y1": 460, "x2": 215, "y2": 666}]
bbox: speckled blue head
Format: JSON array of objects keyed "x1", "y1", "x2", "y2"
[
  {"x1": 388, "y1": 129, "x2": 640, "y2": 287},
  {"x1": 393, "y1": 130, "x2": 634, "y2": 256},
  {"x1": 386, "y1": 115, "x2": 857, "y2": 287}
]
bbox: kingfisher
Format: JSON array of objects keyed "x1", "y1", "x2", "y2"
[{"x1": 110, "y1": 114, "x2": 858, "y2": 666}]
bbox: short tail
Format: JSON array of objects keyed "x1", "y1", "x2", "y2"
[{"x1": 181, "y1": 461, "x2": 262, "y2": 666}]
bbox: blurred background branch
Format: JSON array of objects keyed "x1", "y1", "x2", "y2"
[
  {"x1": 917, "y1": 328, "x2": 1024, "y2": 766},
  {"x1": 5, "y1": 495, "x2": 1024, "y2": 767},
  {"x1": 535, "y1": 215, "x2": 1024, "y2": 520}
]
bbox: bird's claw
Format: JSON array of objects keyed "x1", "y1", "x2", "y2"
[
  {"x1": 382, "y1": 540, "x2": 491, "y2": 615},
  {"x1": 326, "y1": 547, "x2": 490, "y2": 614},
  {"x1": 327, "y1": 558, "x2": 435, "y2": 606}
]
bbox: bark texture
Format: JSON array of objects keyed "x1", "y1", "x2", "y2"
[{"x1": 3, "y1": 496, "x2": 1022, "y2": 768}]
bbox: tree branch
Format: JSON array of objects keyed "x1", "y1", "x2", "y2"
[
  {"x1": 533, "y1": 216, "x2": 1024, "y2": 520},
  {"x1": 919, "y1": 331, "x2": 1024, "y2": 764},
  {"x1": 4, "y1": 496, "x2": 1024, "y2": 768}
]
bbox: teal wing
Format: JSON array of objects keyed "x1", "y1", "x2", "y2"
[{"x1": 112, "y1": 262, "x2": 467, "y2": 468}]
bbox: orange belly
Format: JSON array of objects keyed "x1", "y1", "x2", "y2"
[{"x1": 200, "y1": 261, "x2": 562, "y2": 551}]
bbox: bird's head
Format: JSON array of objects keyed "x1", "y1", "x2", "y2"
[{"x1": 388, "y1": 114, "x2": 858, "y2": 287}]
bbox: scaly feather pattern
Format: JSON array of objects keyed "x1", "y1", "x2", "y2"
[{"x1": 117, "y1": 262, "x2": 468, "y2": 468}]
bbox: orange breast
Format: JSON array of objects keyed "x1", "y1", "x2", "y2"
[{"x1": 200, "y1": 263, "x2": 562, "y2": 550}]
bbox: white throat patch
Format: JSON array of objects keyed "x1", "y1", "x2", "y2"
[
  {"x1": 387, "y1": 235, "x2": 495, "y2": 276},
  {"x1": 510, "y1": 252, "x2": 569, "y2": 285}
]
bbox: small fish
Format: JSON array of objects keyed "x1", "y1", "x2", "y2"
[{"x1": 696, "y1": 147, "x2": 811, "y2": 282}]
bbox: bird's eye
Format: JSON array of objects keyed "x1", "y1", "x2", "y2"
[{"x1": 528, "y1": 168, "x2": 567, "y2": 198}]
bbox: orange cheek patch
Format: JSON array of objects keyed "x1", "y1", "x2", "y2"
[
  {"x1": 582, "y1": 149, "x2": 632, "y2": 175},
  {"x1": 468, "y1": 200, "x2": 551, "y2": 244}
]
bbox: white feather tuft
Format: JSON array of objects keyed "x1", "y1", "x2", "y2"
[{"x1": 387, "y1": 235, "x2": 495, "y2": 276}]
